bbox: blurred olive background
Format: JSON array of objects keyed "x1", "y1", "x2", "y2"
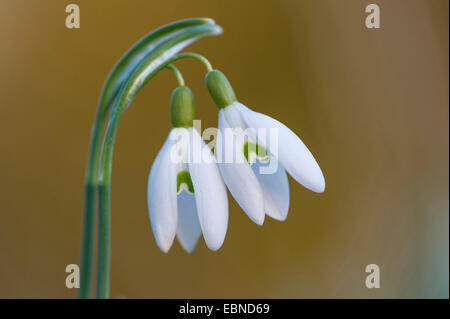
[{"x1": 0, "y1": 0, "x2": 448, "y2": 298}]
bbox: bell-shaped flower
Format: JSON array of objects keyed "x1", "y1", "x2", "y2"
[
  {"x1": 147, "y1": 86, "x2": 228, "y2": 253},
  {"x1": 206, "y1": 70, "x2": 325, "y2": 225}
]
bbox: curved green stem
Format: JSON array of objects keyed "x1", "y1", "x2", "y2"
[
  {"x1": 166, "y1": 64, "x2": 185, "y2": 86},
  {"x1": 165, "y1": 52, "x2": 214, "y2": 86},
  {"x1": 174, "y1": 52, "x2": 213, "y2": 72},
  {"x1": 95, "y1": 24, "x2": 222, "y2": 298}
]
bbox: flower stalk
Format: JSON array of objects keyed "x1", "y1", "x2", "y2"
[{"x1": 166, "y1": 64, "x2": 185, "y2": 87}]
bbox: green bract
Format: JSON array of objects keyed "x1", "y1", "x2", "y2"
[
  {"x1": 171, "y1": 86, "x2": 196, "y2": 127},
  {"x1": 205, "y1": 70, "x2": 237, "y2": 109}
]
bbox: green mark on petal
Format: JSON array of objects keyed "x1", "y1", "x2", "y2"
[
  {"x1": 243, "y1": 141, "x2": 270, "y2": 164},
  {"x1": 177, "y1": 170, "x2": 194, "y2": 194}
]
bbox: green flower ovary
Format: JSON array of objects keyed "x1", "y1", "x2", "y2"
[
  {"x1": 177, "y1": 170, "x2": 194, "y2": 194},
  {"x1": 243, "y1": 141, "x2": 270, "y2": 163}
]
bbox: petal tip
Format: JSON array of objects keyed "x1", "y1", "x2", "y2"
[
  {"x1": 157, "y1": 242, "x2": 172, "y2": 254},
  {"x1": 206, "y1": 240, "x2": 224, "y2": 252},
  {"x1": 152, "y1": 225, "x2": 176, "y2": 253},
  {"x1": 251, "y1": 214, "x2": 265, "y2": 226},
  {"x1": 314, "y1": 176, "x2": 326, "y2": 193},
  {"x1": 183, "y1": 246, "x2": 196, "y2": 254},
  {"x1": 178, "y1": 237, "x2": 197, "y2": 254},
  {"x1": 302, "y1": 170, "x2": 325, "y2": 193},
  {"x1": 153, "y1": 226, "x2": 176, "y2": 253},
  {"x1": 153, "y1": 232, "x2": 175, "y2": 254}
]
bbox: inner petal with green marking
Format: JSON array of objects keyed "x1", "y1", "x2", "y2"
[
  {"x1": 177, "y1": 170, "x2": 195, "y2": 194},
  {"x1": 243, "y1": 141, "x2": 270, "y2": 164}
]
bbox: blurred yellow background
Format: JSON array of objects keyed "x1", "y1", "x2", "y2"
[{"x1": 0, "y1": 0, "x2": 448, "y2": 298}]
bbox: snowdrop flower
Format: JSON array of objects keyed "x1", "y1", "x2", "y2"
[
  {"x1": 205, "y1": 70, "x2": 325, "y2": 225},
  {"x1": 147, "y1": 86, "x2": 228, "y2": 253}
]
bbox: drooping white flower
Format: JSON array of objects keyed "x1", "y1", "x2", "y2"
[
  {"x1": 147, "y1": 86, "x2": 228, "y2": 253},
  {"x1": 148, "y1": 127, "x2": 228, "y2": 253},
  {"x1": 206, "y1": 70, "x2": 325, "y2": 225}
]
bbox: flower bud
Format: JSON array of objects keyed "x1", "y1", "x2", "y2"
[
  {"x1": 205, "y1": 70, "x2": 237, "y2": 109},
  {"x1": 170, "y1": 86, "x2": 196, "y2": 127}
]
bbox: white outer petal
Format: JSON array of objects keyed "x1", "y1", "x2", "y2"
[
  {"x1": 217, "y1": 109, "x2": 265, "y2": 225},
  {"x1": 252, "y1": 159, "x2": 290, "y2": 221},
  {"x1": 237, "y1": 103, "x2": 325, "y2": 193},
  {"x1": 147, "y1": 131, "x2": 178, "y2": 253},
  {"x1": 188, "y1": 129, "x2": 228, "y2": 251},
  {"x1": 176, "y1": 191, "x2": 201, "y2": 253}
]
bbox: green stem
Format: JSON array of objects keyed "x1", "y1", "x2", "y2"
[
  {"x1": 79, "y1": 113, "x2": 105, "y2": 299},
  {"x1": 95, "y1": 24, "x2": 221, "y2": 299},
  {"x1": 166, "y1": 64, "x2": 185, "y2": 86},
  {"x1": 96, "y1": 184, "x2": 111, "y2": 299},
  {"x1": 174, "y1": 52, "x2": 213, "y2": 72}
]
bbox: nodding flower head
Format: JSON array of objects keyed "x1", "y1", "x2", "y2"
[
  {"x1": 147, "y1": 86, "x2": 228, "y2": 253},
  {"x1": 205, "y1": 70, "x2": 325, "y2": 226}
]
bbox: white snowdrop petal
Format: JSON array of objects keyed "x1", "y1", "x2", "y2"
[
  {"x1": 217, "y1": 109, "x2": 265, "y2": 225},
  {"x1": 237, "y1": 103, "x2": 325, "y2": 193},
  {"x1": 147, "y1": 132, "x2": 178, "y2": 253},
  {"x1": 251, "y1": 158, "x2": 290, "y2": 221},
  {"x1": 188, "y1": 129, "x2": 229, "y2": 251},
  {"x1": 176, "y1": 191, "x2": 202, "y2": 253}
]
